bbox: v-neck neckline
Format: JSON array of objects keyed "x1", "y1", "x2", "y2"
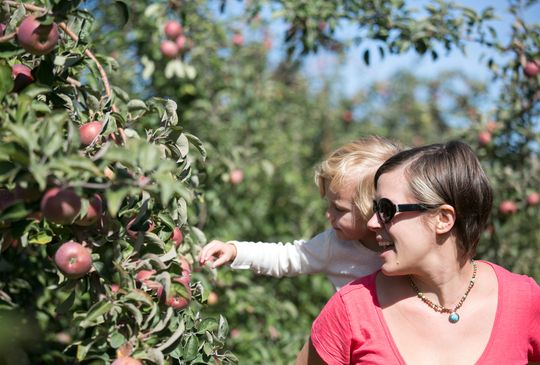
[{"x1": 371, "y1": 260, "x2": 502, "y2": 365}]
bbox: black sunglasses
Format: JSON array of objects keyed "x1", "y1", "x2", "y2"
[{"x1": 373, "y1": 198, "x2": 439, "y2": 223}]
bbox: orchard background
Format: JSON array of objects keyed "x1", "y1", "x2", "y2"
[{"x1": 0, "y1": 0, "x2": 538, "y2": 364}]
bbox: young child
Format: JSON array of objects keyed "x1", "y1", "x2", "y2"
[{"x1": 198, "y1": 135, "x2": 402, "y2": 291}]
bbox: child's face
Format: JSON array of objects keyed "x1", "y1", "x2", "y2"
[{"x1": 324, "y1": 179, "x2": 370, "y2": 242}]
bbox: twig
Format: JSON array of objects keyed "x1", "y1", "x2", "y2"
[
  {"x1": 0, "y1": 32, "x2": 16, "y2": 42},
  {"x1": 58, "y1": 23, "x2": 114, "y2": 106}
]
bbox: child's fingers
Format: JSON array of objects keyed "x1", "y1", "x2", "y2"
[
  {"x1": 211, "y1": 255, "x2": 230, "y2": 268},
  {"x1": 199, "y1": 240, "x2": 224, "y2": 264}
]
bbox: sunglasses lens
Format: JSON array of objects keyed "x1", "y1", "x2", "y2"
[{"x1": 378, "y1": 198, "x2": 395, "y2": 223}]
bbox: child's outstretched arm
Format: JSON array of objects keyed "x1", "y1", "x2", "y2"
[{"x1": 198, "y1": 240, "x2": 238, "y2": 269}]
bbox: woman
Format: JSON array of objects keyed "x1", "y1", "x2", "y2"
[{"x1": 297, "y1": 141, "x2": 540, "y2": 365}]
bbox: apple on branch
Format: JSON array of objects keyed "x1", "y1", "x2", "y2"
[
  {"x1": 164, "y1": 20, "x2": 183, "y2": 39},
  {"x1": 54, "y1": 241, "x2": 93, "y2": 279},
  {"x1": 40, "y1": 187, "x2": 82, "y2": 225},
  {"x1": 17, "y1": 16, "x2": 59, "y2": 55},
  {"x1": 11, "y1": 64, "x2": 34, "y2": 92}
]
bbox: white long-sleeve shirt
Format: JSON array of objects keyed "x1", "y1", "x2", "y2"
[{"x1": 230, "y1": 228, "x2": 382, "y2": 291}]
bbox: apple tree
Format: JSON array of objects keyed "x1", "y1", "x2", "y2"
[{"x1": 0, "y1": 1, "x2": 236, "y2": 364}]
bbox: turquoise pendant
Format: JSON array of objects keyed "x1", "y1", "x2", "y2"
[{"x1": 448, "y1": 312, "x2": 460, "y2": 323}]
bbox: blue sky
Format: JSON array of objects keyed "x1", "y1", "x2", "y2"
[{"x1": 301, "y1": 0, "x2": 539, "y2": 98}]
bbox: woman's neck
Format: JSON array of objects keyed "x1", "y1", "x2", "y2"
[{"x1": 409, "y1": 258, "x2": 476, "y2": 308}]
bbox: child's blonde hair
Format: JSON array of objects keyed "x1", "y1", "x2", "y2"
[{"x1": 315, "y1": 136, "x2": 402, "y2": 222}]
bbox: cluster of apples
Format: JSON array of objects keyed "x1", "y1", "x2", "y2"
[
  {"x1": 160, "y1": 20, "x2": 190, "y2": 59},
  {"x1": 499, "y1": 192, "x2": 539, "y2": 215},
  {"x1": 134, "y1": 255, "x2": 192, "y2": 310},
  {"x1": 2, "y1": 16, "x2": 103, "y2": 147},
  {"x1": 3, "y1": 16, "x2": 58, "y2": 92}
]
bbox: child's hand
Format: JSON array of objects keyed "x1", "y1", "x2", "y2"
[{"x1": 198, "y1": 240, "x2": 238, "y2": 269}]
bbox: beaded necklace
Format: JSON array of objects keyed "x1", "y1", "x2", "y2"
[{"x1": 408, "y1": 260, "x2": 477, "y2": 324}]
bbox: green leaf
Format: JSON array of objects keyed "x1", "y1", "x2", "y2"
[
  {"x1": 127, "y1": 99, "x2": 148, "y2": 112},
  {"x1": 138, "y1": 143, "x2": 161, "y2": 172},
  {"x1": 183, "y1": 335, "x2": 200, "y2": 361},
  {"x1": 109, "y1": 331, "x2": 126, "y2": 349},
  {"x1": 0, "y1": 202, "x2": 29, "y2": 221},
  {"x1": 105, "y1": 187, "x2": 130, "y2": 217},
  {"x1": 28, "y1": 231, "x2": 53, "y2": 245},
  {"x1": 0, "y1": 62, "x2": 13, "y2": 100},
  {"x1": 122, "y1": 289, "x2": 154, "y2": 306},
  {"x1": 185, "y1": 133, "x2": 207, "y2": 160},
  {"x1": 176, "y1": 133, "x2": 189, "y2": 157},
  {"x1": 56, "y1": 289, "x2": 77, "y2": 314},
  {"x1": 79, "y1": 301, "x2": 113, "y2": 328},
  {"x1": 156, "y1": 319, "x2": 185, "y2": 352},
  {"x1": 217, "y1": 315, "x2": 229, "y2": 340},
  {"x1": 114, "y1": 1, "x2": 130, "y2": 27},
  {"x1": 197, "y1": 318, "x2": 218, "y2": 333},
  {"x1": 157, "y1": 173, "x2": 175, "y2": 206},
  {"x1": 48, "y1": 156, "x2": 102, "y2": 176},
  {"x1": 123, "y1": 303, "x2": 143, "y2": 325},
  {"x1": 157, "y1": 212, "x2": 175, "y2": 230}
]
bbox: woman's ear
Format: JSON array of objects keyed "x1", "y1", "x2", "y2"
[{"x1": 435, "y1": 204, "x2": 456, "y2": 234}]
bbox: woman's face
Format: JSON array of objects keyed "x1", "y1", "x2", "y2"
[
  {"x1": 324, "y1": 178, "x2": 370, "y2": 242},
  {"x1": 367, "y1": 166, "x2": 436, "y2": 275}
]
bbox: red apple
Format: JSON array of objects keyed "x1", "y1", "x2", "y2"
[
  {"x1": 112, "y1": 357, "x2": 142, "y2": 365},
  {"x1": 175, "y1": 35, "x2": 187, "y2": 50},
  {"x1": 171, "y1": 227, "x2": 183, "y2": 247},
  {"x1": 79, "y1": 121, "x2": 103, "y2": 146},
  {"x1": 478, "y1": 131, "x2": 491, "y2": 146},
  {"x1": 17, "y1": 16, "x2": 59, "y2": 55},
  {"x1": 232, "y1": 32, "x2": 244, "y2": 46},
  {"x1": 499, "y1": 200, "x2": 518, "y2": 215},
  {"x1": 527, "y1": 192, "x2": 540, "y2": 206},
  {"x1": 110, "y1": 284, "x2": 120, "y2": 293},
  {"x1": 342, "y1": 110, "x2": 353, "y2": 123},
  {"x1": 0, "y1": 23, "x2": 6, "y2": 36},
  {"x1": 41, "y1": 187, "x2": 82, "y2": 224},
  {"x1": 54, "y1": 241, "x2": 92, "y2": 279},
  {"x1": 166, "y1": 276, "x2": 191, "y2": 310},
  {"x1": 164, "y1": 20, "x2": 183, "y2": 39},
  {"x1": 160, "y1": 40, "x2": 179, "y2": 59},
  {"x1": 523, "y1": 60, "x2": 539, "y2": 78},
  {"x1": 485, "y1": 120, "x2": 500, "y2": 133},
  {"x1": 135, "y1": 269, "x2": 156, "y2": 282},
  {"x1": 166, "y1": 296, "x2": 189, "y2": 309},
  {"x1": 74, "y1": 194, "x2": 103, "y2": 226},
  {"x1": 207, "y1": 291, "x2": 219, "y2": 306},
  {"x1": 11, "y1": 64, "x2": 34, "y2": 92},
  {"x1": 229, "y1": 169, "x2": 244, "y2": 185}
]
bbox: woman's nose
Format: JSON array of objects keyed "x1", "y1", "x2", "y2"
[{"x1": 367, "y1": 213, "x2": 381, "y2": 231}]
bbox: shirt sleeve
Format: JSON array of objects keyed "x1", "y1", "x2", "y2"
[
  {"x1": 311, "y1": 292, "x2": 352, "y2": 365},
  {"x1": 528, "y1": 276, "x2": 540, "y2": 361},
  {"x1": 229, "y1": 231, "x2": 332, "y2": 277}
]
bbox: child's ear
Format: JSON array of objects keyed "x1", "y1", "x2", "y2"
[{"x1": 435, "y1": 204, "x2": 456, "y2": 234}]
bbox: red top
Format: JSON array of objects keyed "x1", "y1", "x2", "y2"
[{"x1": 311, "y1": 261, "x2": 540, "y2": 364}]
